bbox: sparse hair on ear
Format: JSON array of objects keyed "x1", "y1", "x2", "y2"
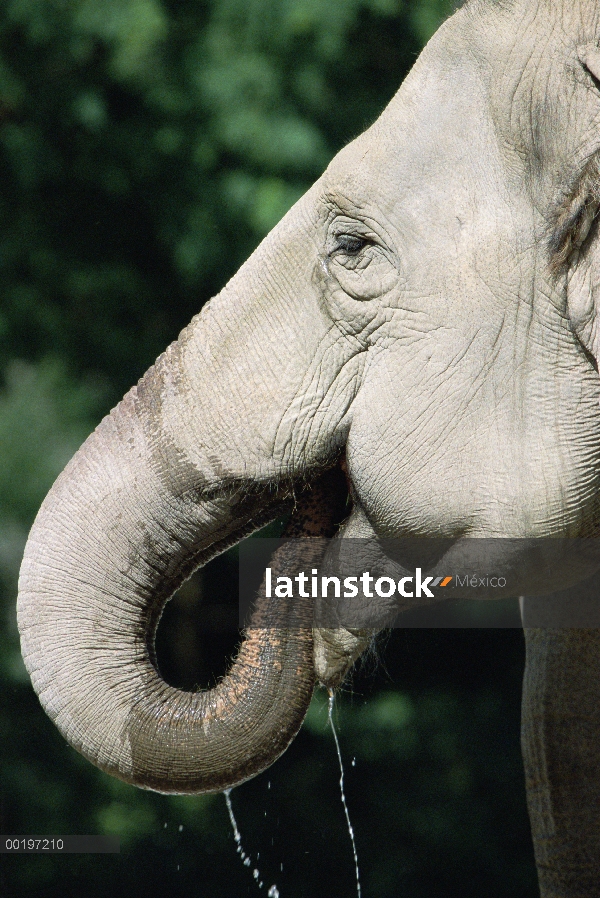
[{"x1": 549, "y1": 154, "x2": 600, "y2": 276}]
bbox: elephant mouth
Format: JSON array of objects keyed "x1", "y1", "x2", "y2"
[{"x1": 154, "y1": 462, "x2": 354, "y2": 694}]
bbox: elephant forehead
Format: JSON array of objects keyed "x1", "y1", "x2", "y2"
[
  {"x1": 318, "y1": 34, "x2": 555, "y2": 292},
  {"x1": 321, "y1": 47, "x2": 499, "y2": 226},
  {"x1": 321, "y1": 3, "x2": 600, "y2": 224}
]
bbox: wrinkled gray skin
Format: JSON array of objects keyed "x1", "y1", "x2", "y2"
[{"x1": 17, "y1": 0, "x2": 600, "y2": 893}]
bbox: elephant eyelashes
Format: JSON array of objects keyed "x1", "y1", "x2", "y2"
[{"x1": 332, "y1": 235, "x2": 368, "y2": 256}]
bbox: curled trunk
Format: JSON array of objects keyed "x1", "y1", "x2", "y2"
[
  {"x1": 18, "y1": 378, "x2": 346, "y2": 793},
  {"x1": 17, "y1": 222, "x2": 355, "y2": 792}
]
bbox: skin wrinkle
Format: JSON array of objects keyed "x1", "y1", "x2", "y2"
[
  {"x1": 410, "y1": 333, "x2": 480, "y2": 406},
  {"x1": 489, "y1": 30, "x2": 560, "y2": 198},
  {"x1": 365, "y1": 337, "x2": 490, "y2": 463},
  {"x1": 270, "y1": 327, "x2": 356, "y2": 463},
  {"x1": 527, "y1": 32, "x2": 554, "y2": 172},
  {"x1": 436, "y1": 332, "x2": 500, "y2": 413},
  {"x1": 524, "y1": 17, "x2": 553, "y2": 152}
]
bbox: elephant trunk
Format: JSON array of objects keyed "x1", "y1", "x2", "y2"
[
  {"x1": 17, "y1": 207, "x2": 356, "y2": 791},
  {"x1": 17, "y1": 356, "x2": 345, "y2": 793}
]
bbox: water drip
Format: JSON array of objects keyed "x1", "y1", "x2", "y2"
[
  {"x1": 223, "y1": 788, "x2": 280, "y2": 896},
  {"x1": 328, "y1": 689, "x2": 362, "y2": 898}
]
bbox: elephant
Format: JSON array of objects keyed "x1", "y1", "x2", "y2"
[{"x1": 16, "y1": 0, "x2": 600, "y2": 893}]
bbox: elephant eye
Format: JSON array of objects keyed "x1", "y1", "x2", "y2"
[{"x1": 333, "y1": 234, "x2": 368, "y2": 256}]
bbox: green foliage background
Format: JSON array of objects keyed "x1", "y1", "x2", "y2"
[{"x1": 0, "y1": 1, "x2": 538, "y2": 896}]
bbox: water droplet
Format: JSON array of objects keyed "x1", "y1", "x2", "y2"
[
  {"x1": 352, "y1": 758, "x2": 356, "y2": 767},
  {"x1": 163, "y1": 823, "x2": 168, "y2": 829},
  {"x1": 178, "y1": 824, "x2": 183, "y2": 832},
  {"x1": 268, "y1": 887, "x2": 280, "y2": 898},
  {"x1": 253, "y1": 869, "x2": 260, "y2": 880},
  {"x1": 176, "y1": 865, "x2": 180, "y2": 872}
]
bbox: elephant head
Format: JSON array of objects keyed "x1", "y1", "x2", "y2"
[{"x1": 17, "y1": 1, "x2": 600, "y2": 893}]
